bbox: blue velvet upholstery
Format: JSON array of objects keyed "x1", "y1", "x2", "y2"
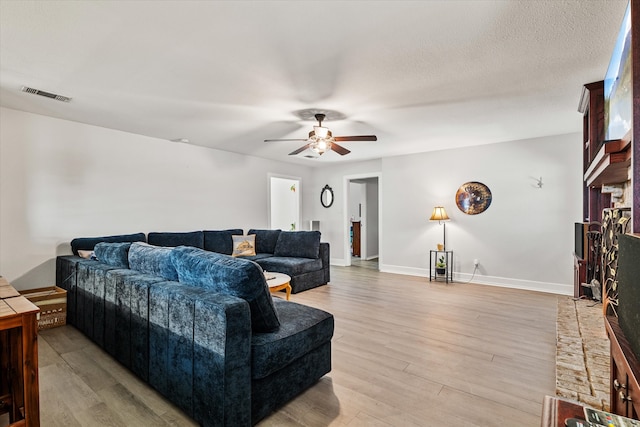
[
  {"x1": 242, "y1": 253, "x2": 273, "y2": 262},
  {"x1": 193, "y1": 293, "x2": 252, "y2": 426},
  {"x1": 203, "y1": 229, "x2": 244, "y2": 254},
  {"x1": 128, "y1": 242, "x2": 178, "y2": 281},
  {"x1": 56, "y1": 256, "x2": 79, "y2": 325},
  {"x1": 70, "y1": 232, "x2": 145, "y2": 255},
  {"x1": 251, "y1": 342, "x2": 332, "y2": 424},
  {"x1": 273, "y1": 231, "x2": 321, "y2": 259},
  {"x1": 94, "y1": 242, "x2": 131, "y2": 269},
  {"x1": 171, "y1": 247, "x2": 280, "y2": 332},
  {"x1": 247, "y1": 229, "x2": 281, "y2": 254},
  {"x1": 255, "y1": 257, "x2": 322, "y2": 276},
  {"x1": 148, "y1": 231, "x2": 204, "y2": 248},
  {"x1": 76, "y1": 261, "x2": 122, "y2": 345},
  {"x1": 251, "y1": 299, "x2": 334, "y2": 379},
  {"x1": 55, "y1": 250, "x2": 334, "y2": 427}
]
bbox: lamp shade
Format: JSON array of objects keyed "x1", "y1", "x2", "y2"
[{"x1": 429, "y1": 206, "x2": 450, "y2": 222}]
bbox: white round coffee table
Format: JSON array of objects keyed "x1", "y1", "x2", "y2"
[{"x1": 265, "y1": 272, "x2": 291, "y2": 300}]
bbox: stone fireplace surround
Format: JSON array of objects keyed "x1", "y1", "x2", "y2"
[{"x1": 556, "y1": 296, "x2": 610, "y2": 411}]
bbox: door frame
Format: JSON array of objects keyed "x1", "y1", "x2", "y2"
[{"x1": 343, "y1": 172, "x2": 382, "y2": 267}]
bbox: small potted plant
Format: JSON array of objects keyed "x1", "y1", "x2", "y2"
[{"x1": 436, "y1": 255, "x2": 446, "y2": 275}]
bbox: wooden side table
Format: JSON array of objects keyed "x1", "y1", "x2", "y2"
[
  {"x1": 265, "y1": 272, "x2": 292, "y2": 300},
  {"x1": 0, "y1": 277, "x2": 41, "y2": 427}
]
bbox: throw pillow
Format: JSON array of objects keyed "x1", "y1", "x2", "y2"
[
  {"x1": 232, "y1": 235, "x2": 256, "y2": 257},
  {"x1": 77, "y1": 250, "x2": 96, "y2": 259},
  {"x1": 94, "y1": 242, "x2": 132, "y2": 268},
  {"x1": 274, "y1": 231, "x2": 321, "y2": 259}
]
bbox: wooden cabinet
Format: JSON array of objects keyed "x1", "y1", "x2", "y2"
[
  {"x1": 606, "y1": 315, "x2": 640, "y2": 419},
  {"x1": 351, "y1": 221, "x2": 361, "y2": 257}
]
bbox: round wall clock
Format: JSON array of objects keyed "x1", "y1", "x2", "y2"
[{"x1": 455, "y1": 181, "x2": 492, "y2": 215}]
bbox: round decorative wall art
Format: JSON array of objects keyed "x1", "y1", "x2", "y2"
[{"x1": 455, "y1": 181, "x2": 492, "y2": 215}]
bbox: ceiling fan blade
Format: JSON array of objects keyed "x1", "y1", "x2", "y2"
[
  {"x1": 289, "y1": 144, "x2": 311, "y2": 155},
  {"x1": 330, "y1": 142, "x2": 351, "y2": 156},
  {"x1": 264, "y1": 138, "x2": 309, "y2": 143},
  {"x1": 334, "y1": 135, "x2": 377, "y2": 142}
]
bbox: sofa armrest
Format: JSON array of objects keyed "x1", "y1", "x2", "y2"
[
  {"x1": 148, "y1": 283, "x2": 252, "y2": 426},
  {"x1": 319, "y1": 242, "x2": 330, "y2": 283},
  {"x1": 56, "y1": 255, "x2": 86, "y2": 325}
]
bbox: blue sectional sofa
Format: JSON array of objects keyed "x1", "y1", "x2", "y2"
[
  {"x1": 72, "y1": 229, "x2": 329, "y2": 294},
  {"x1": 55, "y1": 234, "x2": 334, "y2": 426}
]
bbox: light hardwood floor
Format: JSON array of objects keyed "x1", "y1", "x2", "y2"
[{"x1": 35, "y1": 265, "x2": 557, "y2": 426}]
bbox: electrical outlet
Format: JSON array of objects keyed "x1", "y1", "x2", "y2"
[{"x1": 473, "y1": 259, "x2": 479, "y2": 267}]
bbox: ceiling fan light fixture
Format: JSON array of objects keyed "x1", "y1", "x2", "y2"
[
  {"x1": 314, "y1": 126, "x2": 329, "y2": 139},
  {"x1": 266, "y1": 110, "x2": 376, "y2": 157}
]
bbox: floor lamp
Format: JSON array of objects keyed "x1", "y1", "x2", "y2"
[{"x1": 429, "y1": 206, "x2": 450, "y2": 250}]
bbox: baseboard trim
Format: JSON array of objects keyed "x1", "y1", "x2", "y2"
[{"x1": 379, "y1": 264, "x2": 572, "y2": 295}]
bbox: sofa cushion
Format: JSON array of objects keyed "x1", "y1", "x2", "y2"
[
  {"x1": 171, "y1": 247, "x2": 280, "y2": 332},
  {"x1": 242, "y1": 253, "x2": 273, "y2": 262},
  {"x1": 147, "y1": 231, "x2": 204, "y2": 248},
  {"x1": 70, "y1": 232, "x2": 146, "y2": 256},
  {"x1": 203, "y1": 229, "x2": 243, "y2": 255},
  {"x1": 232, "y1": 235, "x2": 256, "y2": 257},
  {"x1": 128, "y1": 242, "x2": 178, "y2": 281},
  {"x1": 94, "y1": 242, "x2": 132, "y2": 269},
  {"x1": 251, "y1": 299, "x2": 334, "y2": 379},
  {"x1": 273, "y1": 231, "x2": 321, "y2": 259},
  {"x1": 247, "y1": 229, "x2": 281, "y2": 254},
  {"x1": 254, "y1": 257, "x2": 323, "y2": 276}
]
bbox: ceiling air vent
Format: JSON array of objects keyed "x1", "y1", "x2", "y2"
[{"x1": 21, "y1": 86, "x2": 72, "y2": 102}]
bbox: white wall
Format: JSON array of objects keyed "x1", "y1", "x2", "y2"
[
  {"x1": 1, "y1": 106, "x2": 583, "y2": 295},
  {"x1": 308, "y1": 161, "x2": 382, "y2": 263},
  {"x1": 0, "y1": 107, "x2": 312, "y2": 289},
  {"x1": 310, "y1": 133, "x2": 582, "y2": 295},
  {"x1": 365, "y1": 178, "x2": 379, "y2": 259}
]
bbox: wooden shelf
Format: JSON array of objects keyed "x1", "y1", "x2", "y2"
[{"x1": 584, "y1": 138, "x2": 631, "y2": 187}]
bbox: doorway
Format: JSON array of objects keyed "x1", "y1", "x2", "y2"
[
  {"x1": 269, "y1": 175, "x2": 300, "y2": 231},
  {"x1": 344, "y1": 173, "x2": 380, "y2": 268}
]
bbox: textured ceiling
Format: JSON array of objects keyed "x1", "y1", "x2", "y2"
[{"x1": 0, "y1": 1, "x2": 629, "y2": 166}]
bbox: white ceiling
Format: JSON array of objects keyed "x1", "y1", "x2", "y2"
[{"x1": 0, "y1": 0, "x2": 629, "y2": 166}]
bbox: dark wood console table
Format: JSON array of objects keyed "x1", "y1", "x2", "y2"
[{"x1": 0, "y1": 277, "x2": 41, "y2": 427}]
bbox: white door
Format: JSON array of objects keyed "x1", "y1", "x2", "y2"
[{"x1": 270, "y1": 176, "x2": 300, "y2": 231}]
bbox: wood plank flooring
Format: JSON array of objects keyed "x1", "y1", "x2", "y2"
[{"x1": 34, "y1": 263, "x2": 557, "y2": 426}]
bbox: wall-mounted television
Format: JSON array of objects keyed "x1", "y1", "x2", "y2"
[{"x1": 604, "y1": 2, "x2": 632, "y2": 141}]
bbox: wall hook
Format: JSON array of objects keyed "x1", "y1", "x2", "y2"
[{"x1": 536, "y1": 177, "x2": 543, "y2": 188}]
